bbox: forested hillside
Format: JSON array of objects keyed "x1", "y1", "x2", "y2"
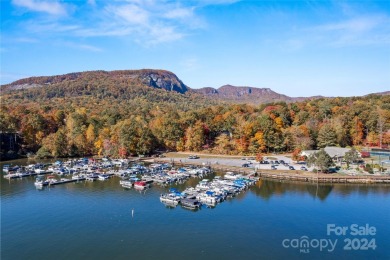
[{"x1": 1, "y1": 70, "x2": 389, "y2": 160}]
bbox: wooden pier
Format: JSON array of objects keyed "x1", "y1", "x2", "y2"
[{"x1": 256, "y1": 172, "x2": 390, "y2": 184}]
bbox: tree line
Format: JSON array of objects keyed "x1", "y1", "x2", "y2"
[{"x1": 1, "y1": 85, "x2": 389, "y2": 159}]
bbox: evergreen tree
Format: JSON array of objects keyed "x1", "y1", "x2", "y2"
[{"x1": 317, "y1": 124, "x2": 337, "y2": 148}]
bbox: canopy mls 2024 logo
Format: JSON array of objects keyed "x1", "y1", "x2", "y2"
[{"x1": 282, "y1": 224, "x2": 377, "y2": 254}]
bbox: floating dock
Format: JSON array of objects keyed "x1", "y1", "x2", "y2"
[{"x1": 35, "y1": 178, "x2": 79, "y2": 187}]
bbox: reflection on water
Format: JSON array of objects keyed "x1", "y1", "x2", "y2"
[{"x1": 251, "y1": 179, "x2": 390, "y2": 201}]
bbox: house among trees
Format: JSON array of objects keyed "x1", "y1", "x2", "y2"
[{"x1": 301, "y1": 146, "x2": 360, "y2": 161}]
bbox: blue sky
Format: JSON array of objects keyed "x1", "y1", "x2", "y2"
[{"x1": 1, "y1": 0, "x2": 389, "y2": 97}]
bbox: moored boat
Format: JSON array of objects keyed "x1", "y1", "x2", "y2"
[
  {"x1": 160, "y1": 193, "x2": 181, "y2": 205},
  {"x1": 98, "y1": 174, "x2": 111, "y2": 180},
  {"x1": 134, "y1": 181, "x2": 150, "y2": 190},
  {"x1": 224, "y1": 172, "x2": 242, "y2": 180},
  {"x1": 86, "y1": 173, "x2": 99, "y2": 181},
  {"x1": 71, "y1": 174, "x2": 86, "y2": 181},
  {"x1": 120, "y1": 179, "x2": 134, "y2": 188},
  {"x1": 181, "y1": 197, "x2": 201, "y2": 209}
]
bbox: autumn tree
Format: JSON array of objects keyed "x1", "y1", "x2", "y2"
[
  {"x1": 249, "y1": 131, "x2": 266, "y2": 154},
  {"x1": 292, "y1": 148, "x2": 302, "y2": 161},
  {"x1": 184, "y1": 120, "x2": 205, "y2": 152},
  {"x1": 350, "y1": 116, "x2": 364, "y2": 146},
  {"x1": 213, "y1": 133, "x2": 232, "y2": 154}
]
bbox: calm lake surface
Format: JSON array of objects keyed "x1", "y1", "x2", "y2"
[{"x1": 1, "y1": 159, "x2": 390, "y2": 260}]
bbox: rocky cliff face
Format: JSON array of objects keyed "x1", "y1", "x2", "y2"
[
  {"x1": 2, "y1": 69, "x2": 189, "y2": 94},
  {"x1": 135, "y1": 70, "x2": 189, "y2": 93}
]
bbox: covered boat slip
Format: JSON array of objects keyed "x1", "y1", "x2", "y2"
[{"x1": 180, "y1": 198, "x2": 201, "y2": 209}]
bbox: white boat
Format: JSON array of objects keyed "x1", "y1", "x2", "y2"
[
  {"x1": 112, "y1": 159, "x2": 124, "y2": 166},
  {"x1": 34, "y1": 168, "x2": 53, "y2": 174},
  {"x1": 98, "y1": 174, "x2": 110, "y2": 180},
  {"x1": 71, "y1": 174, "x2": 86, "y2": 181},
  {"x1": 86, "y1": 174, "x2": 99, "y2": 181},
  {"x1": 34, "y1": 176, "x2": 57, "y2": 187},
  {"x1": 224, "y1": 172, "x2": 242, "y2": 180},
  {"x1": 120, "y1": 180, "x2": 134, "y2": 188},
  {"x1": 34, "y1": 179, "x2": 48, "y2": 187},
  {"x1": 196, "y1": 191, "x2": 220, "y2": 204},
  {"x1": 160, "y1": 193, "x2": 181, "y2": 205},
  {"x1": 3, "y1": 165, "x2": 20, "y2": 173},
  {"x1": 196, "y1": 179, "x2": 210, "y2": 190}
]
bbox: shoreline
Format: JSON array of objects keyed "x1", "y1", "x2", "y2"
[
  {"x1": 2, "y1": 152, "x2": 389, "y2": 184},
  {"x1": 152, "y1": 152, "x2": 390, "y2": 184}
]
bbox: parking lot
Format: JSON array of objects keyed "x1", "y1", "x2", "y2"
[{"x1": 160, "y1": 153, "x2": 314, "y2": 172}]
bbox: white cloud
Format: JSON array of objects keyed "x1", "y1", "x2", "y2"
[
  {"x1": 312, "y1": 15, "x2": 390, "y2": 47},
  {"x1": 13, "y1": 37, "x2": 39, "y2": 43},
  {"x1": 315, "y1": 16, "x2": 387, "y2": 33},
  {"x1": 164, "y1": 7, "x2": 194, "y2": 19},
  {"x1": 12, "y1": 0, "x2": 68, "y2": 16},
  {"x1": 195, "y1": 0, "x2": 240, "y2": 6},
  {"x1": 107, "y1": 4, "x2": 149, "y2": 25},
  {"x1": 281, "y1": 14, "x2": 390, "y2": 49},
  {"x1": 9, "y1": 0, "x2": 238, "y2": 46},
  {"x1": 24, "y1": 21, "x2": 80, "y2": 34},
  {"x1": 148, "y1": 25, "x2": 184, "y2": 44},
  {"x1": 64, "y1": 42, "x2": 103, "y2": 52},
  {"x1": 88, "y1": 2, "x2": 194, "y2": 44}
]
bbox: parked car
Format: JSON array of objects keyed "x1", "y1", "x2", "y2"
[
  {"x1": 242, "y1": 163, "x2": 250, "y2": 167},
  {"x1": 188, "y1": 155, "x2": 199, "y2": 159},
  {"x1": 289, "y1": 166, "x2": 295, "y2": 170},
  {"x1": 300, "y1": 166, "x2": 307, "y2": 171},
  {"x1": 271, "y1": 165, "x2": 277, "y2": 170}
]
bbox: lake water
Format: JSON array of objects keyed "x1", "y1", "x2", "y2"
[{"x1": 1, "y1": 159, "x2": 390, "y2": 260}]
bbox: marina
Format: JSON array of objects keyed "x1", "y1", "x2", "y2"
[{"x1": 2, "y1": 158, "x2": 258, "y2": 209}]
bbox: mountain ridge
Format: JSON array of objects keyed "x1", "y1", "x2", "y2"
[
  {"x1": 194, "y1": 84, "x2": 324, "y2": 103},
  {"x1": 1, "y1": 69, "x2": 388, "y2": 104},
  {"x1": 2, "y1": 69, "x2": 189, "y2": 94}
]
